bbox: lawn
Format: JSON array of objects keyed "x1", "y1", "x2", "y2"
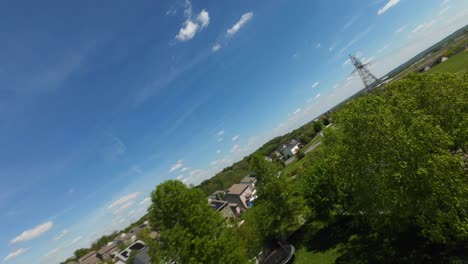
[{"x1": 427, "y1": 51, "x2": 468, "y2": 74}]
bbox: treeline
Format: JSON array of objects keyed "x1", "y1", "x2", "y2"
[
  {"x1": 197, "y1": 117, "x2": 329, "y2": 196},
  {"x1": 145, "y1": 73, "x2": 467, "y2": 263}
]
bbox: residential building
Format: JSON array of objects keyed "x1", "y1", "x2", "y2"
[
  {"x1": 115, "y1": 240, "x2": 146, "y2": 263},
  {"x1": 224, "y1": 183, "x2": 254, "y2": 211},
  {"x1": 209, "y1": 199, "x2": 236, "y2": 219},
  {"x1": 96, "y1": 242, "x2": 118, "y2": 261},
  {"x1": 78, "y1": 251, "x2": 100, "y2": 264},
  {"x1": 282, "y1": 139, "x2": 301, "y2": 158}
]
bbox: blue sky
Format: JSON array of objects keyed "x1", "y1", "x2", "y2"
[{"x1": 0, "y1": 0, "x2": 467, "y2": 263}]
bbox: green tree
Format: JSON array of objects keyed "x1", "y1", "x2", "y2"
[
  {"x1": 147, "y1": 180, "x2": 248, "y2": 264},
  {"x1": 302, "y1": 73, "x2": 468, "y2": 243},
  {"x1": 246, "y1": 155, "x2": 309, "y2": 243},
  {"x1": 313, "y1": 120, "x2": 324, "y2": 133}
]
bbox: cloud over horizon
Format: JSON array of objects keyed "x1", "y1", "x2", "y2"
[{"x1": 10, "y1": 221, "x2": 54, "y2": 244}]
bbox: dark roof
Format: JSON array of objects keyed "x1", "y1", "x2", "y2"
[
  {"x1": 227, "y1": 184, "x2": 249, "y2": 195},
  {"x1": 209, "y1": 200, "x2": 228, "y2": 211},
  {"x1": 134, "y1": 247, "x2": 151, "y2": 264}
]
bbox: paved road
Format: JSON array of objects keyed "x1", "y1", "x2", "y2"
[{"x1": 304, "y1": 141, "x2": 322, "y2": 154}]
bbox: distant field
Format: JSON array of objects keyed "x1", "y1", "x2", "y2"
[{"x1": 427, "y1": 51, "x2": 468, "y2": 74}]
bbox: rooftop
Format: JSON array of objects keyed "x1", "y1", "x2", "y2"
[
  {"x1": 209, "y1": 199, "x2": 228, "y2": 211},
  {"x1": 227, "y1": 183, "x2": 249, "y2": 195}
]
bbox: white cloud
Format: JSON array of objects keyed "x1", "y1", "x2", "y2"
[
  {"x1": 175, "y1": 2, "x2": 210, "y2": 42},
  {"x1": 216, "y1": 149, "x2": 221, "y2": 154},
  {"x1": 68, "y1": 188, "x2": 75, "y2": 194},
  {"x1": 343, "y1": 58, "x2": 351, "y2": 65},
  {"x1": 210, "y1": 160, "x2": 219, "y2": 166},
  {"x1": 378, "y1": 0, "x2": 400, "y2": 15},
  {"x1": 343, "y1": 16, "x2": 358, "y2": 30},
  {"x1": 10, "y1": 221, "x2": 54, "y2": 244},
  {"x1": 440, "y1": 0, "x2": 450, "y2": 6},
  {"x1": 218, "y1": 137, "x2": 224, "y2": 142},
  {"x1": 44, "y1": 247, "x2": 60, "y2": 258},
  {"x1": 139, "y1": 197, "x2": 151, "y2": 206},
  {"x1": 316, "y1": 43, "x2": 321, "y2": 48},
  {"x1": 395, "y1": 24, "x2": 408, "y2": 34},
  {"x1": 230, "y1": 145, "x2": 240, "y2": 153},
  {"x1": 315, "y1": 93, "x2": 321, "y2": 99},
  {"x1": 311, "y1": 82, "x2": 320, "y2": 88},
  {"x1": 377, "y1": 44, "x2": 389, "y2": 54},
  {"x1": 182, "y1": 176, "x2": 193, "y2": 183},
  {"x1": 181, "y1": 167, "x2": 188, "y2": 172},
  {"x1": 412, "y1": 20, "x2": 436, "y2": 33},
  {"x1": 293, "y1": 108, "x2": 301, "y2": 115},
  {"x1": 113, "y1": 201, "x2": 135, "y2": 215},
  {"x1": 439, "y1": 6, "x2": 450, "y2": 16},
  {"x1": 67, "y1": 236, "x2": 82, "y2": 247},
  {"x1": 212, "y1": 43, "x2": 221, "y2": 52},
  {"x1": 197, "y1": 9, "x2": 210, "y2": 28},
  {"x1": 176, "y1": 20, "x2": 199, "y2": 41},
  {"x1": 3, "y1": 248, "x2": 29, "y2": 262},
  {"x1": 217, "y1": 130, "x2": 224, "y2": 136},
  {"x1": 169, "y1": 160, "x2": 183, "y2": 173},
  {"x1": 232, "y1": 135, "x2": 240, "y2": 141},
  {"x1": 227, "y1": 12, "x2": 254, "y2": 36},
  {"x1": 107, "y1": 192, "x2": 140, "y2": 209},
  {"x1": 53, "y1": 229, "x2": 69, "y2": 241},
  {"x1": 338, "y1": 26, "x2": 373, "y2": 55}
]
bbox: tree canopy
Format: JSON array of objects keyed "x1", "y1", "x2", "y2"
[{"x1": 302, "y1": 73, "x2": 468, "y2": 243}]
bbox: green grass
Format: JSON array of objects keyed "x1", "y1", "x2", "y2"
[
  {"x1": 302, "y1": 134, "x2": 322, "y2": 150},
  {"x1": 427, "y1": 51, "x2": 468, "y2": 74},
  {"x1": 294, "y1": 245, "x2": 341, "y2": 264}
]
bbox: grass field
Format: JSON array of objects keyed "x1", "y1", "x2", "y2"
[{"x1": 427, "y1": 51, "x2": 468, "y2": 74}]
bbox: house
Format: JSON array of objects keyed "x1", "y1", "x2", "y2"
[
  {"x1": 96, "y1": 242, "x2": 119, "y2": 261},
  {"x1": 209, "y1": 199, "x2": 236, "y2": 219},
  {"x1": 78, "y1": 251, "x2": 100, "y2": 264},
  {"x1": 224, "y1": 183, "x2": 254, "y2": 211},
  {"x1": 282, "y1": 139, "x2": 301, "y2": 159},
  {"x1": 114, "y1": 233, "x2": 134, "y2": 245},
  {"x1": 208, "y1": 190, "x2": 225, "y2": 201},
  {"x1": 240, "y1": 175, "x2": 257, "y2": 189},
  {"x1": 115, "y1": 240, "x2": 146, "y2": 263}
]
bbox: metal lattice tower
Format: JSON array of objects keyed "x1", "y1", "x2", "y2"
[{"x1": 349, "y1": 54, "x2": 379, "y2": 91}]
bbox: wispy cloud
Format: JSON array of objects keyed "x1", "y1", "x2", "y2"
[
  {"x1": 315, "y1": 93, "x2": 321, "y2": 99},
  {"x1": 10, "y1": 221, "x2": 54, "y2": 244},
  {"x1": 169, "y1": 160, "x2": 184, "y2": 173},
  {"x1": 67, "y1": 236, "x2": 82, "y2": 247},
  {"x1": 53, "y1": 229, "x2": 69, "y2": 241},
  {"x1": 377, "y1": 0, "x2": 400, "y2": 15},
  {"x1": 3, "y1": 248, "x2": 29, "y2": 262},
  {"x1": 395, "y1": 24, "x2": 408, "y2": 34},
  {"x1": 440, "y1": 0, "x2": 450, "y2": 6},
  {"x1": 338, "y1": 26, "x2": 373, "y2": 55},
  {"x1": 343, "y1": 16, "x2": 358, "y2": 30},
  {"x1": 218, "y1": 138, "x2": 224, "y2": 142},
  {"x1": 175, "y1": 1, "x2": 210, "y2": 41},
  {"x1": 315, "y1": 43, "x2": 321, "y2": 48},
  {"x1": 293, "y1": 108, "x2": 301, "y2": 115},
  {"x1": 412, "y1": 20, "x2": 436, "y2": 33},
  {"x1": 113, "y1": 201, "x2": 135, "y2": 215},
  {"x1": 212, "y1": 43, "x2": 221, "y2": 52},
  {"x1": 139, "y1": 197, "x2": 151, "y2": 206},
  {"x1": 230, "y1": 145, "x2": 240, "y2": 153},
  {"x1": 216, "y1": 149, "x2": 221, "y2": 154},
  {"x1": 107, "y1": 192, "x2": 140, "y2": 209},
  {"x1": 439, "y1": 6, "x2": 450, "y2": 16},
  {"x1": 227, "y1": 12, "x2": 254, "y2": 36},
  {"x1": 311, "y1": 82, "x2": 320, "y2": 89},
  {"x1": 232, "y1": 135, "x2": 240, "y2": 141},
  {"x1": 181, "y1": 167, "x2": 188, "y2": 172},
  {"x1": 44, "y1": 247, "x2": 61, "y2": 259},
  {"x1": 217, "y1": 130, "x2": 225, "y2": 136}
]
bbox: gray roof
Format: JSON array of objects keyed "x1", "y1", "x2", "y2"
[
  {"x1": 209, "y1": 199, "x2": 228, "y2": 211},
  {"x1": 227, "y1": 183, "x2": 249, "y2": 195}
]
